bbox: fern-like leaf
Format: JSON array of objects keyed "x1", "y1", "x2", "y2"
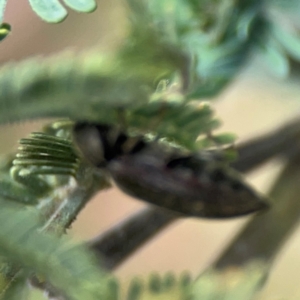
[
  {"x1": 107, "y1": 272, "x2": 192, "y2": 300},
  {"x1": 126, "y1": 0, "x2": 269, "y2": 98},
  {"x1": 13, "y1": 132, "x2": 79, "y2": 176},
  {"x1": 128, "y1": 100, "x2": 234, "y2": 150},
  {"x1": 190, "y1": 261, "x2": 269, "y2": 300},
  {"x1": 0, "y1": 53, "x2": 150, "y2": 124},
  {"x1": 0, "y1": 54, "x2": 235, "y2": 150},
  {"x1": 0, "y1": 199, "x2": 110, "y2": 300}
]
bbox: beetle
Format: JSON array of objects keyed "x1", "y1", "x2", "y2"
[{"x1": 73, "y1": 122, "x2": 269, "y2": 218}]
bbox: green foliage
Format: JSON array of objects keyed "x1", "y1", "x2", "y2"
[
  {"x1": 125, "y1": 0, "x2": 266, "y2": 98},
  {"x1": 128, "y1": 99, "x2": 233, "y2": 150},
  {"x1": 190, "y1": 261, "x2": 269, "y2": 300},
  {"x1": 0, "y1": 0, "x2": 97, "y2": 23},
  {"x1": 257, "y1": 0, "x2": 300, "y2": 76},
  {"x1": 0, "y1": 121, "x2": 113, "y2": 299},
  {"x1": 62, "y1": 0, "x2": 97, "y2": 13},
  {"x1": 104, "y1": 273, "x2": 191, "y2": 300},
  {"x1": 258, "y1": 37, "x2": 289, "y2": 77},
  {"x1": 13, "y1": 131, "x2": 79, "y2": 177},
  {"x1": 0, "y1": 52, "x2": 150, "y2": 123},
  {"x1": 28, "y1": 0, "x2": 96, "y2": 22},
  {"x1": 1, "y1": 0, "x2": 300, "y2": 299},
  {"x1": 135, "y1": 273, "x2": 190, "y2": 300},
  {"x1": 0, "y1": 198, "x2": 110, "y2": 300},
  {"x1": 0, "y1": 55, "x2": 233, "y2": 150},
  {"x1": 0, "y1": 0, "x2": 298, "y2": 148},
  {"x1": 28, "y1": 0, "x2": 69, "y2": 23}
]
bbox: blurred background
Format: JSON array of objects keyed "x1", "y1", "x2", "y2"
[{"x1": 2, "y1": 0, "x2": 300, "y2": 299}]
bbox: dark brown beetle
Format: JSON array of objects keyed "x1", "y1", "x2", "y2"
[{"x1": 73, "y1": 123, "x2": 269, "y2": 218}]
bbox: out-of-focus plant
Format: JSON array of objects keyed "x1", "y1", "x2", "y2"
[{"x1": 1, "y1": 0, "x2": 300, "y2": 299}]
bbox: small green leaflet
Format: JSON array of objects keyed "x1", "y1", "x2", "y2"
[
  {"x1": 0, "y1": 0, "x2": 7, "y2": 23},
  {"x1": 259, "y1": 38, "x2": 289, "y2": 78},
  {"x1": 272, "y1": 24, "x2": 300, "y2": 61},
  {"x1": 63, "y1": 0, "x2": 96, "y2": 13},
  {"x1": 28, "y1": 0, "x2": 68, "y2": 22},
  {"x1": 27, "y1": 0, "x2": 96, "y2": 23}
]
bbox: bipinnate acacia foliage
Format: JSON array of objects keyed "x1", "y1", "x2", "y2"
[{"x1": 0, "y1": 0, "x2": 300, "y2": 299}]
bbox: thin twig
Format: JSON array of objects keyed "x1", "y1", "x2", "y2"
[
  {"x1": 188, "y1": 149, "x2": 300, "y2": 299},
  {"x1": 89, "y1": 207, "x2": 177, "y2": 269},
  {"x1": 232, "y1": 116, "x2": 300, "y2": 172},
  {"x1": 90, "y1": 116, "x2": 300, "y2": 270},
  {"x1": 38, "y1": 169, "x2": 110, "y2": 235},
  {"x1": 214, "y1": 150, "x2": 300, "y2": 269}
]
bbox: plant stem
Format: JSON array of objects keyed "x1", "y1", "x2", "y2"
[
  {"x1": 232, "y1": 116, "x2": 300, "y2": 172},
  {"x1": 89, "y1": 207, "x2": 177, "y2": 269},
  {"x1": 214, "y1": 150, "x2": 300, "y2": 269}
]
